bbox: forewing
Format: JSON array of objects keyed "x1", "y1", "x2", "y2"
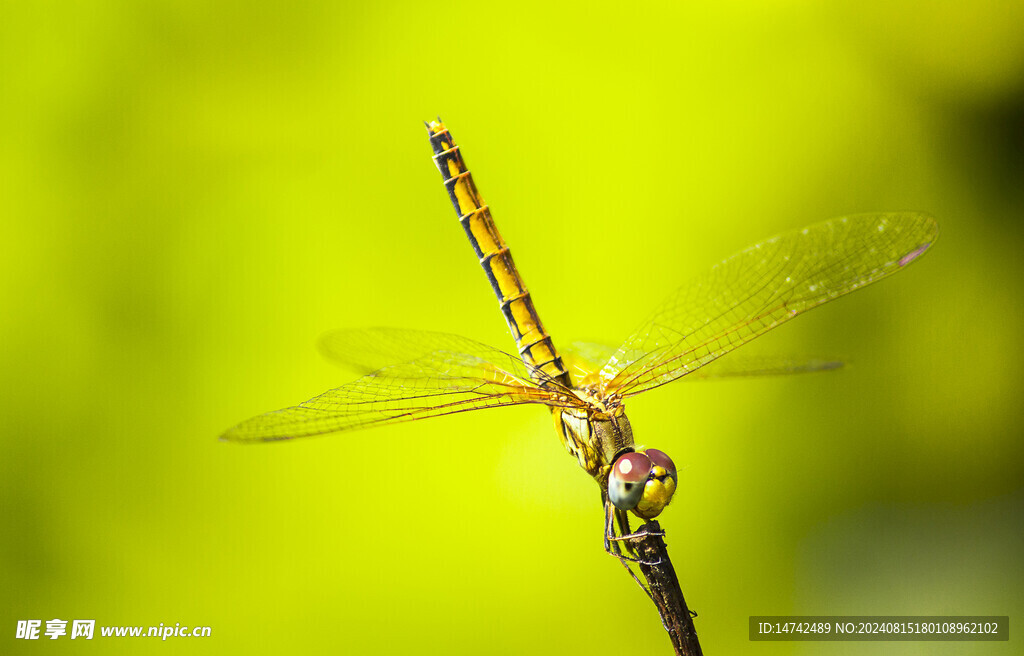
[
  {"x1": 223, "y1": 331, "x2": 581, "y2": 442},
  {"x1": 600, "y1": 213, "x2": 937, "y2": 397}
]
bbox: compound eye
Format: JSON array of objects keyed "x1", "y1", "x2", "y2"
[
  {"x1": 608, "y1": 452, "x2": 653, "y2": 511},
  {"x1": 644, "y1": 448, "x2": 677, "y2": 485}
]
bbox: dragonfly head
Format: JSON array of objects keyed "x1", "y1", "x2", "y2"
[{"x1": 607, "y1": 448, "x2": 677, "y2": 519}]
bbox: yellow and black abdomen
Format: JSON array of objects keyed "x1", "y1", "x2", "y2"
[{"x1": 427, "y1": 120, "x2": 570, "y2": 389}]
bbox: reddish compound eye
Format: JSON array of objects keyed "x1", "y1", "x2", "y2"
[
  {"x1": 608, "y1": 452, "x2": 653, "y2": 511},
  {"x1": 644, "y1": 448, "x2": 677, "y2": 485}
]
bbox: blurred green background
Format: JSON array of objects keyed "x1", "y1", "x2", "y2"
[{"x1": 3, "y1": 1, "x2": 1022, "y2": 654}]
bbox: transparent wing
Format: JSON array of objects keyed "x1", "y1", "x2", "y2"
[
  {"x1": 599, "y1": 213, "x2": 937, "y2": 397},
  {"x1": 319, "y1": 327, "x2": 571, "y2": 389},
  {"x1": 565, "y1": 340, "x2": 841, "y2": 381},
  {"x1": 223, "y1": 329, "x2": 582, "y2": 442},
  {"x1": 319, "y1": 327, "x2": 521, "y2": 375},
  {"x1": 562, "y1": 341, "x2": 620, "y2": 382},
  {"x1": 683, "y1": 355, "x2": 842, "y2": 379}
]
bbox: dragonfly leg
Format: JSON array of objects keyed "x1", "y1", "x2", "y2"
[
  {"x1": 603, "y1": 501, "x2": 664, "y2": 566},
  {"x1": 602, "y1": 501, "x2": 655, "y2": 599}
]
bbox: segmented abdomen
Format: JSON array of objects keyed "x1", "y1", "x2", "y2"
[{"x1": 426, "y1": 121, "x2": 571, "y2": 389}]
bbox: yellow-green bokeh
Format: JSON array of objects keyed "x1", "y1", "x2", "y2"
[{"x1": 3, "y1": 1, "x2": 1023, "y2": 654}]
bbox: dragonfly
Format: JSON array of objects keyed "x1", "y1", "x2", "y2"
[{"x1": 222, "y1": 120, "x2": 937, "y2": 570}]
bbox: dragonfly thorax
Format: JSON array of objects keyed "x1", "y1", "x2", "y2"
[
  {"x1": 572, "y1": 381, "x2": 622, "y2": 412},
  {"x1": 553, "y1": 405, "x2": 678, "y2": 520},
  {"x1": 553, "y1": 405, "x2": 634, "y2": 482}
]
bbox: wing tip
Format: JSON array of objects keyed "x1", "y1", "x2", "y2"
[
  {"x1": 897, "y1": 212, "x2": 939, "y2": 267},
  {"x1": 219, "y1": 430, "x2": 295, "y2": 444}
]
